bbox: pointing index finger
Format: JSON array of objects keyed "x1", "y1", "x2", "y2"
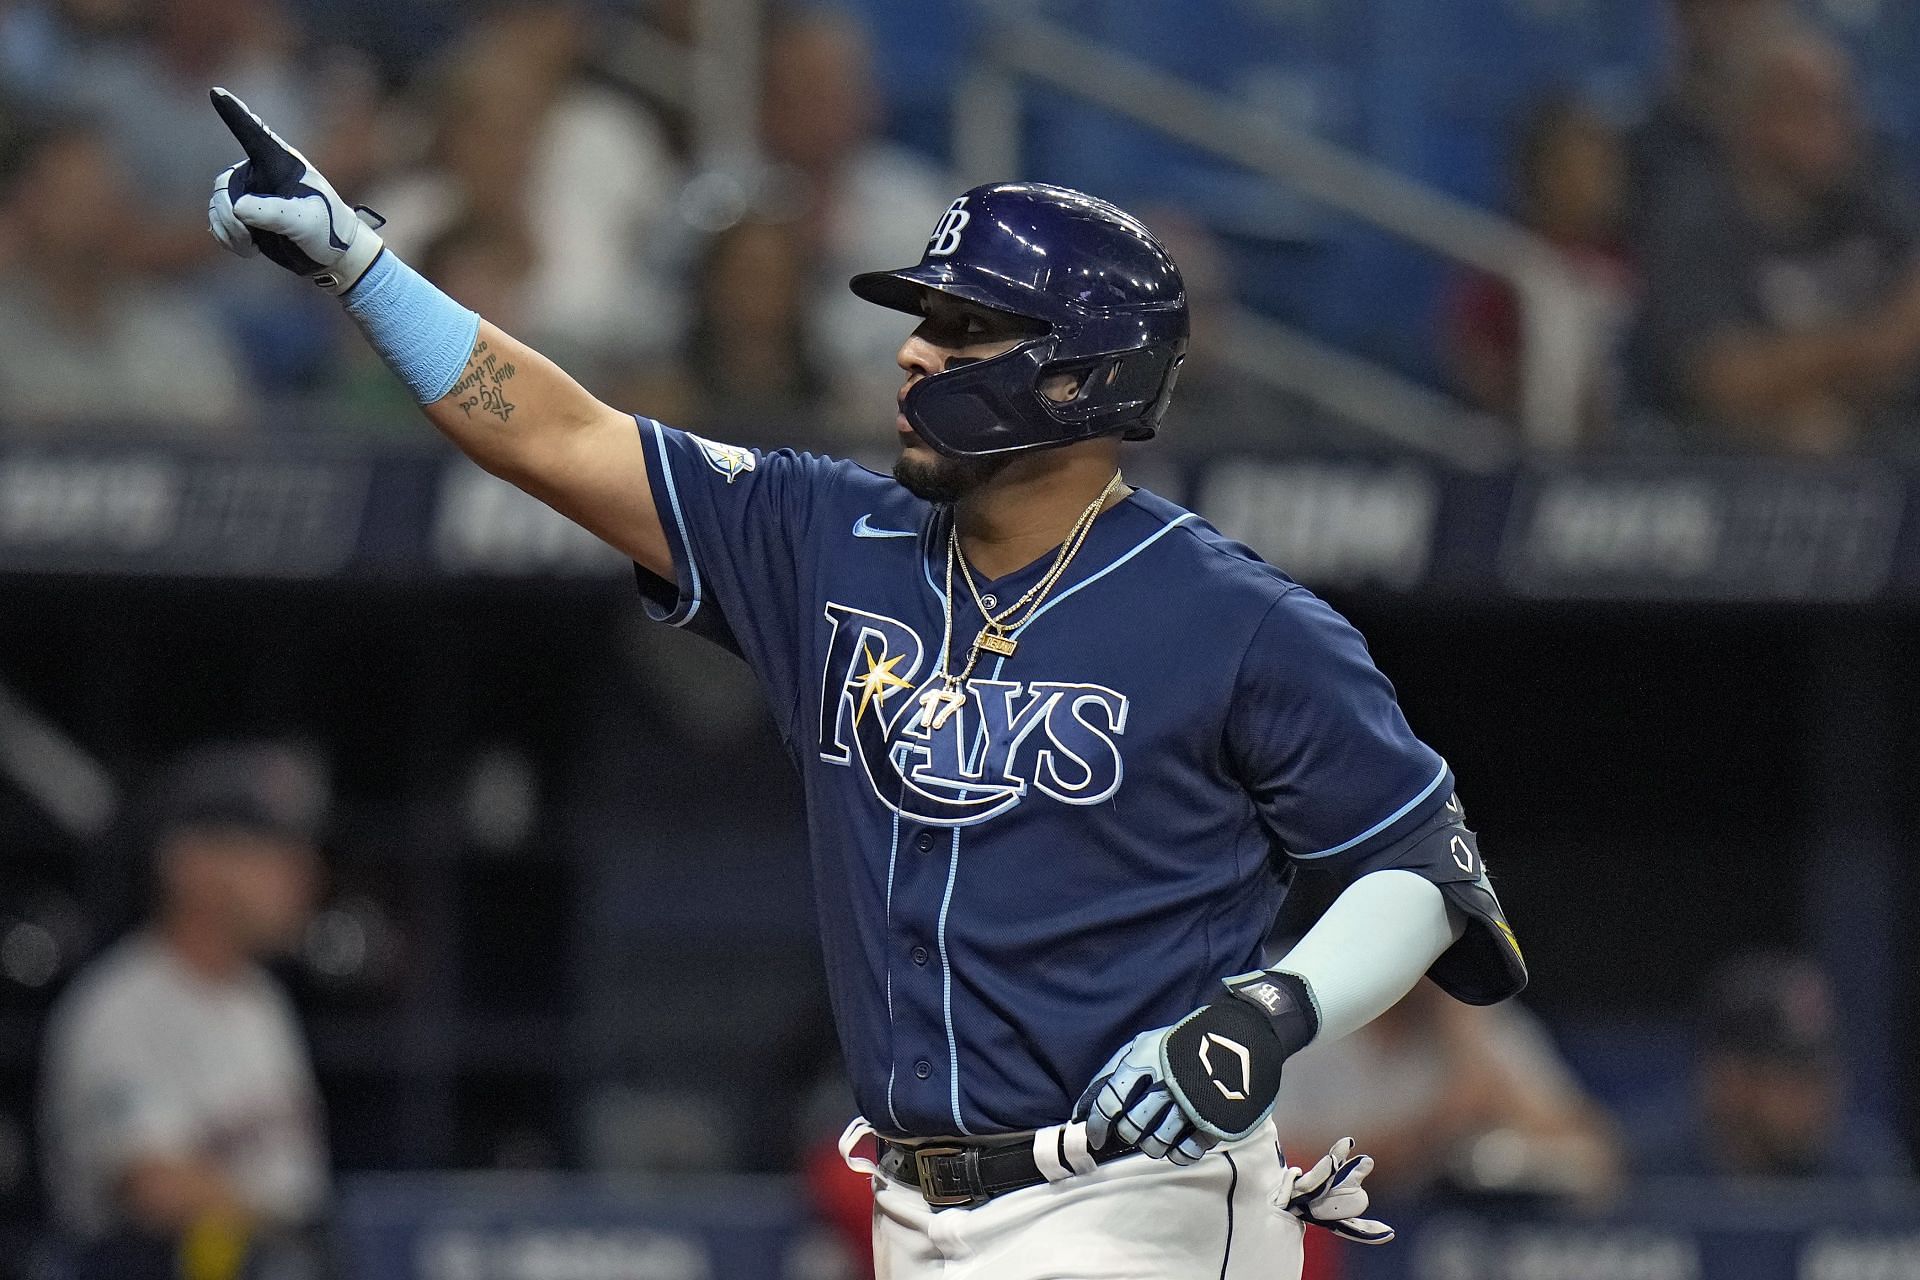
[{"x1": 210, "y1": 87, "x2": 279, "y2": 165}]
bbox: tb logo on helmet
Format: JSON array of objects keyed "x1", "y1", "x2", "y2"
[{"x1": 926, "y1": 197, "x2": 970, "y2": 257}]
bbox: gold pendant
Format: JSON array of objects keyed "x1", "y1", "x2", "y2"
[
  {"x1": 915, "y1": 685, "x2": 968, "y2": 731},
  {"x1": 974, "y1": 628, "x2": 1018, "y2": 658}
]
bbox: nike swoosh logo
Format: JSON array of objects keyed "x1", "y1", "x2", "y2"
[{"x1": 853, "y1": 514, "x2": 916, "y2": 539}]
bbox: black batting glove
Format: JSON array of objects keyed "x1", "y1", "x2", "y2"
[{"x1": 1074, "y1": 970, "x2": 1318, "y2": 1164}]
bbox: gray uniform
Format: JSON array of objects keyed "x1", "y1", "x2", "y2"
[{"x1": 40, "y1": 933, "x2": 328, "y2": 1238}]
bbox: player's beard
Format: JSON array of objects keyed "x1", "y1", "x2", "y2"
[{"x1": 893, "y1": 450, "x2": 1013, "y2": 505}]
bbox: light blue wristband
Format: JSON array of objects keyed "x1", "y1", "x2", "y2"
[{"x1": 340, "y1": 250, "x2": 481, "y2": 405}]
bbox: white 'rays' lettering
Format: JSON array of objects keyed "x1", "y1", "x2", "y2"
[{"x1": 819, "y1": 603, "x2": 1128, "y2": 826}]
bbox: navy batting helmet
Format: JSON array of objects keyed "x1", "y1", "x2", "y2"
[{"x1": 850, "y1": 182, "x2": 1188, "y2": 459}]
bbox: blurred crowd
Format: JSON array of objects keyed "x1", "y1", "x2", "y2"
[
  {"x1": 1444, "y1": 0, "x2": 1920, "y2": 453},
  {"x1": 0, "y1": 0, "x2": 949, "y2": 449},
  {"x1": 0, "y1": 0, "x2": 1915, "y2": 455}
]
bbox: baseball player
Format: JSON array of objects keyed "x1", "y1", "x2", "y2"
[
  {"x1": 41, "y1": 742, "x2": 329, "y2": 1280},
  {"x1": 205, "y1": 89, "x2": 1527, "y2": 1277}
]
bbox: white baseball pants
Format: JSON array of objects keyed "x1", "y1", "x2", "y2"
[{"x1": 842, "y1": 1118, "x2": 1305, "y2": 1280}]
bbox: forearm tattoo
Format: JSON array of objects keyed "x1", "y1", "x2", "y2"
[{"x1": 449, "y1": 339, "x2": 518, "y2": 422}]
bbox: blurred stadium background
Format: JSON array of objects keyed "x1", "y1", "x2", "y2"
[{"x1": 2, "y1": 0, "x2": 1920, "y2": 1277}]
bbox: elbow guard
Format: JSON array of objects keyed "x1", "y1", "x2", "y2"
[{"x1": 1344, "y1": 794, "x2": 1528, "y2": 1005}]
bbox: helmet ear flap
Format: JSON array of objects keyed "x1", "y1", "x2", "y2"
[
  {"x1": 1136, "y1": 349, "x2": 1185, "y2": 438},
  {"x1": 1037, "y1": 344, "x2": 1186, "y2": 429}
]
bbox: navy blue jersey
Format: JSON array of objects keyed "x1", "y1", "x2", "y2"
[{"x1": 634, "y1": 420, "x2": 1452, "y2": 1138}]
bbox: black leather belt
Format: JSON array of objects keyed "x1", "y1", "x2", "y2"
[{"x1": 876, "y1": 1132, "x2": 1139, "y2": 1210}]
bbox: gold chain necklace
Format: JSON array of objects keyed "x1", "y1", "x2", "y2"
[{"x1": 915, "y1": 471, "x2": 1123, "y2": 732}]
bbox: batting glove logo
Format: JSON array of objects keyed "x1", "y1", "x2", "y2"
[{"x1": 1199, "y1": 1032, "x2": 1251, "y2": 1101}]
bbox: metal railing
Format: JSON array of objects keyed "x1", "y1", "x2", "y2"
[
  {"x1": 955, "y1": 2, "x2": 1600, "y2": 459},
  {"x1": 592, "y1": 0, "x2": 1573, "y2": 463}
]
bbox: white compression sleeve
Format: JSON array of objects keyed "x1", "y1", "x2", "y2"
[{"x1": 1272, "y1": 870, "x2": 1466, "y2": 1046}]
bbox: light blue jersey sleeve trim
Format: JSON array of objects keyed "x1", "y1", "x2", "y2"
[
  {"x1": 986, "y1": 513, "x2": 1198, "y2": 684},
  {"x1": 1009, "y1": 513, "x2": 1197, "y2": 637},
  {"x1": 1292, "y1": 759, "x2": 1451, "y2": 861},
  {"x1": 643, "y1": 417, "x2": 703, "y2": 626}
]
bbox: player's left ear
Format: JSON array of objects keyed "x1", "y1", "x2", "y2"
[
  {"x1": 1041, "y1": 358, "x2": 1132, "y2": 405},
  {"x1": 1039, "y1": 370, "x2": 1083, "y2": 403}
]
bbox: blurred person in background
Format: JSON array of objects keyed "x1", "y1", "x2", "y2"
[
  {"x1": 1144, "y1": 211, "x2": 1290, "y2": 451},
  {"x1": 0, "y1": 116, "x2": 246, "y2": 437},
  {"x1": 680, "y1": 214, "x2": 829, "y2": 431},
  {"x1": 1633, "y1": 952, "x2": 1910, "y2": 1179},
  {"x1": 369, "y1": 2, "x2": 686, "y2": 384},
  {"x1": 756, "y1": 8, "x2": 950, "y2": 433},
  {"x1": 1444, "y1": 96, "x2": 1635, "y2": 438},
  {"x1": 0, "y1": 0, "x2": 141, "y2": 101},
  {"x1": 1626, "y1": 23, "x2": 1920, "y2": 454},
  {"x1": 1626, "y1": 0, "x2": 1792, "y2": 227},
  {"x1": 40, "y1": 743, "x2": 329, "y2": 1280},
  {"x1": 602, "y1": 212, "x2": 831, "y2": 435},
  {"x1": 420, "y1": 214, "x2": 539, "y2": 331},
  {"x1": 1273, "y1": 979, "x2": 1622, "y2": 1203}
]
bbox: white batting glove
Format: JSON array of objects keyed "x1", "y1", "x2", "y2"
[
  {"x1": 1282, "y1": 1138, "x2": 1395, "y2": 1244},
  {"x1": 1075, "y1": 1027, "x2": 1223, "y2": 1165},
  {"x1": 206, "y1": 86, "x2": 385, "y2": 295}
]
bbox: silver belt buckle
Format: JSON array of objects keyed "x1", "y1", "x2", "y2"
[{"x1": 912, "y1": 1144, "x2": 975, "y2": 1207}]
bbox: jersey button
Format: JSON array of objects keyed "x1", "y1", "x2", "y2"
[
  {"x1": 915, "y1": 831, "x2": 936, "y2": 853},
  {"x1": 914, "y1": 1059, "x2": 932, "y2": 1079},
  {"x1": 981, "y1": 593, "x2": 998, "y2": 610},
  {"x1": 911, "y1": 945, "x2": 929, "y2": 966}
]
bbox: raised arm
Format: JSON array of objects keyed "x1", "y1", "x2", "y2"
[
  {"x1": 419, "y1": 320, "x2": 670, "y2": 570},
  {"x1": 205, "y1": 88, "x2": 672, "y2": 575}
]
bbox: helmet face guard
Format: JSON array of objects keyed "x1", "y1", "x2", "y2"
[
  {"x1": 899, "y1": 329, "x2": 1188, "y2": 458},
  {"x1": 850, "y1": 182, "x2": 1189, "y2": 460}
]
